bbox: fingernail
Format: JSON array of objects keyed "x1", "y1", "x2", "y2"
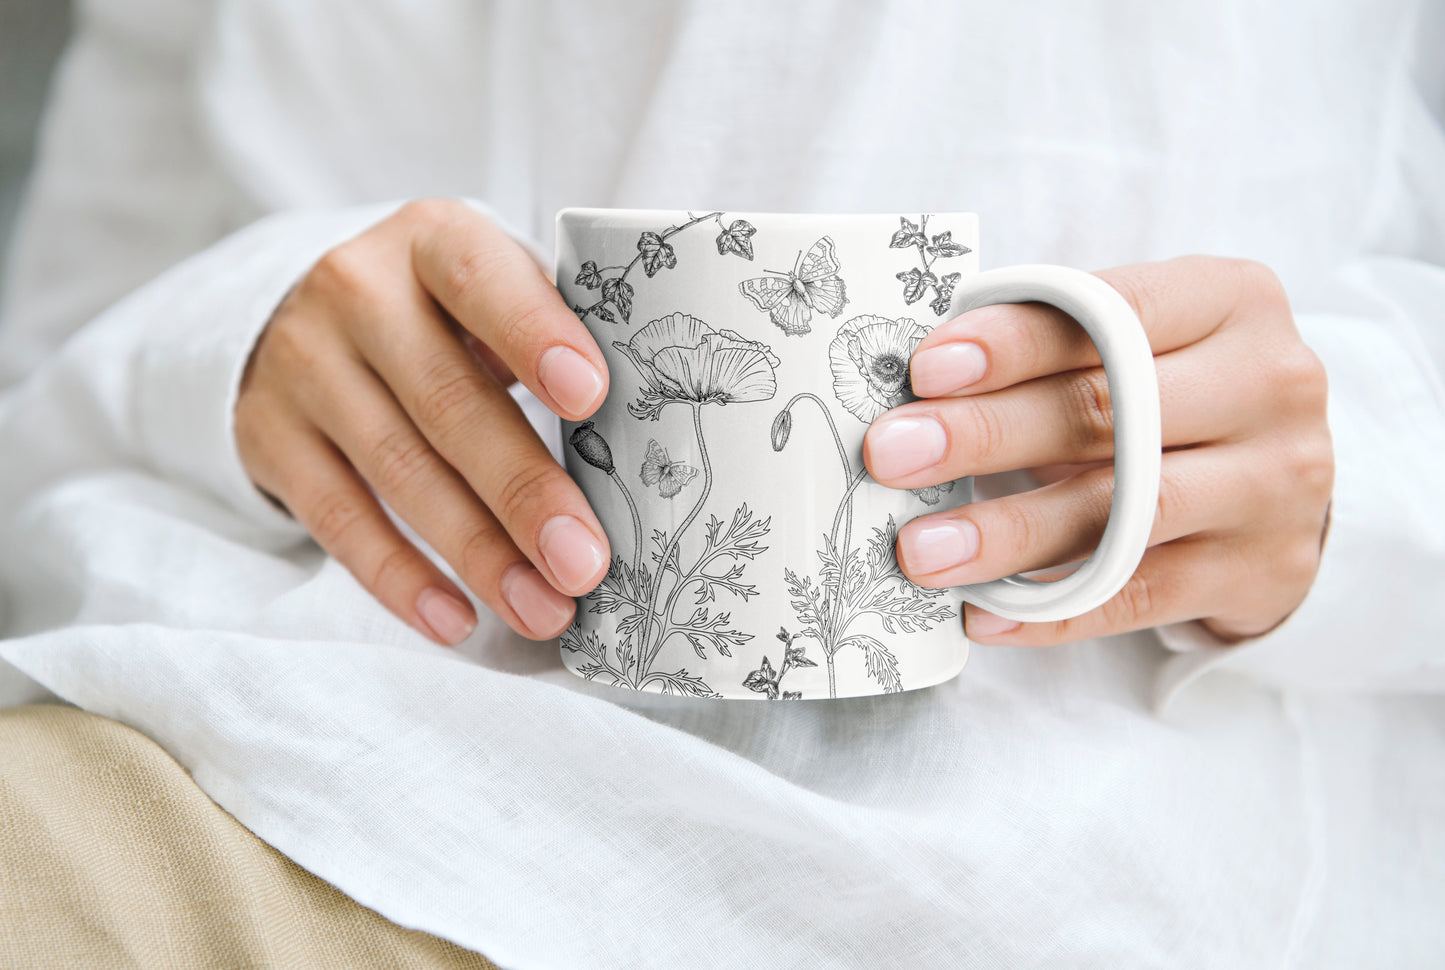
[
  {"x1": 538, "y1": 346, "x2": 605, "y2": 416},
  {"x1": 968, "y1": 609, "x2": 1022, "y2": 638},
  {"x1": 900, "y1": 519, "x2": 980, "y2": 575},
  {"x1": 416, "y1": 587, "x2": 477, "y2": 646},
  {"x1": 867, "y1": 415, "x2": 948, "y2": 480},
  {"x1": 501, "y1": 563, "x2": 575, "y2": 637},
  {"x1": 910, "y1": 342, "x2": 988, "y2": 396},
  {"x1": 538, "y1": 515, "x2": 607, "y2": 593}
]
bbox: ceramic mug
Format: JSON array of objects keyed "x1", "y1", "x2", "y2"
[{"x1": 554, "y1": 209, "x2": 1160, "y2": 700}]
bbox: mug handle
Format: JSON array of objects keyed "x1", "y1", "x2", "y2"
[{"x1": 946, "y1": 265, "x2": 1161, "y2": 623}]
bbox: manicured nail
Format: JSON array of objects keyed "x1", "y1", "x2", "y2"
[
  {"x1": 538, "y1": 515, "x2": 607, "y2": 593},
  {"x1": 968, "y1": 609, "x2": 1022, "y2": 638},
  {"x1": 501, "y1": 563, "x2": 575, "y2": 637},
  {"x1": 910, "y1": 342, "x2": 987, "y2": 396},
  {"x1": 415, "y1": 587, "x2": 476, "y2": 646},
  {"x1": 867, "y1": 415, "x2": 948, "y2": 480},
  {"x1": 538, "y1": 345, "x2": 605, "y2": 416},
  {"x1": 900, "y1": 519, "x2": 980, "y2": 575}
]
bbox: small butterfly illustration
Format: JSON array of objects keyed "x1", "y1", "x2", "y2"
[
  {"x1": 738, "y1": 236, "x2": 848, "y2": 336},
  {"x1": 640, "y1": 439, "x2": 698, "y2": 498}
]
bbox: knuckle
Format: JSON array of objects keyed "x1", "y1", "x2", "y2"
[
  {"x1": 369, "y1": 544, "x2": 421, "y2": 594},
  {"x1": 456, "y1": 526, "x2": 507, "y2": 594},
  {"x1": 309, "y1": 490, "x2": 368, "y2": 549},
  {"x1": 413, "y1": 356, "x2": 487, "y2": 435},
  {"x1": 993, "y1": 499, "x2": 1046, "y2": 568},
  {"x1": 1107, "y1": 570, "x2": 1157, "y2": 629},
  {"x1": 492, "y1": 460, "x2": 563, "y2": 527},
  {"x1": 368, "y1": 427, "x2": 436, "y2": 493},
  {"x1": 308, "y1": 244, "x2": 373, "y2": 298},
  {"x1": 1104, "y1": 268, "x2": 1158, "y2": 330},
  {"x1": 397, "y1": 197, "x2": 456, "y2": 227},
  {"x1": 1233, "y1": 258, "x2": 1289, "y2": 309},
  {"x1": 441, "y1": 243, "x2": 514, "y2": 307},
  {"x1": 490, "y1": 298, "x2": 553, "y2": 355},
  {"x1": 957, "y1": 402, "x2": 1007, "y2": 467},
  {"x1": 1276, "y1": 346, "x2": 1329, "y2": 412},
  {"x1": 1066, "y1": 369, "x2": 1115, "y2": 451}
]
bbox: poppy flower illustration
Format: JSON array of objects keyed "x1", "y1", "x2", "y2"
[
  {"x1": 613, "y1": 312, "x2": 781, "y2": 419},
  {"x1": 828, "y1": 314, "x2": 931, "y2": 423}
]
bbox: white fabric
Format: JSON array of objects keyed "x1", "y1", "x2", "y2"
[{"x1": 1, "y1": 0, "x2": 1442, "y2": 966}]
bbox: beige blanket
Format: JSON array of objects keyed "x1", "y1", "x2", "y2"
[{"x1": 0, "y1": 705, "x2": 498, "y2": 969}]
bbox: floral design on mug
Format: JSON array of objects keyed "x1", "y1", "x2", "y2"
[
  {"x1": 742, "y1": 628, "x2": 818, "y2": 700},
  {"x1": 828, "y1": 313, "x2": 931, "y2": 422},
  {"x1": 771, "y1": 317, "x2": 956, "y2": 697},
  {"x1": 738, "y1": 236, "x2": 849, "y2": 336},
  {"x1": 571, "y1": 212, "x2": 758, "y2": 325},
  {"x1": 890, "y1": 215, "x2": 972, "y2": 316},
  {"x1": 612, "y1": 312, "x2": 781, "y2": 420},
  {"x1": 562, "y1": 313, "x2": 780, "y2": 697}
]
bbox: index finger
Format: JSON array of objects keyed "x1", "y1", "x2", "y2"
[
  {"x1": 908, "y1": 255, "x2": 1282, "y2": 398},
  {"x1": 405, "y1": 199, "x2": 611, "y2": 421}
]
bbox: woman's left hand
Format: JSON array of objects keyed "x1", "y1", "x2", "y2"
[{"x1": 863, "y1": 256, "x2": 1334, "y2": 645}]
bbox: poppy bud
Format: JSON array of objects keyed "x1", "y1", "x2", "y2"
[
  {"x1": 770, "y1": 408, "x2": 792, "y2": 452},
  {"x1": 569, "y1": 421, "x2": 615, "y2": 474}
]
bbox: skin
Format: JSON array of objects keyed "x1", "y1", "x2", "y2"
[
  {"x1": 868, "y1": 255, "x2": 1334, "y2": 645},
  {"x1": 238, "y1": 202, "x2": 1333, "y2": 649}
]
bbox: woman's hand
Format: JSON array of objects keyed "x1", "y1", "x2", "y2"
[
  {"x1": 865, "y1": 256, "x2": 1334, "y2": 645},
  {"x1": 237, "y1": 200, "x2": 612, "y2": 645}
]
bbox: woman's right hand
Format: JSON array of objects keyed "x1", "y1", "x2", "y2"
[{"x1": 236, "y1": 200, "x2": 612, "y2": 645}]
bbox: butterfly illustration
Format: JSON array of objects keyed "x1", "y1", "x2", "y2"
[
  {"x1": 641, "y1": 439, "x2": 699, "y2": 498},
  {"x1": 738, "y1": 236, "x2": 848, "y2": 336}
]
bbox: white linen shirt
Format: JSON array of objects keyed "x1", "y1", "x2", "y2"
[{"x1": 1, "y1": 1, "x2": 1442, "y2": 967}]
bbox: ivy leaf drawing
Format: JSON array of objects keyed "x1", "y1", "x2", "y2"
[
  {"x1": 889, "y1": 216, "x2": 927, "y2": 250},
  {"x1": 601, "y1": 278, "x2": 634, "y2": 323},
  {"x1": 743, "y1": 655, "x2": 777, "y2": 696},
  {"x1": 592, "y1": 304, "x2": 617, "y2": 324},
  {"x1": 571, "y1": 304, "x2": 589, "y2": 319},
  {"x1": 839, "y1": 634, "x2": 903, "y2": 693},
  {"x1": 575, "y1": 260, "x2": 604, "y2": 289},
  {"x1": 781, "y1": 691, "x2": 803, "y2": 700},
  {"x1": 637, "y1": 232, "x2": 678, "y2": 278},
  {"x1": 784, "y1": 644, "x2": 818, "y2": 668},
  {"x1": 715, "y1": 219, "x2": 757, "y2": 260},
  {"x1": 896, "y1": 267, "x2": 938, "y2": 305},
  {"x1": 929, "y1": 271, "x2": 962, "y2": 317},
  {"x1": 925, "y1": 231, "x2": 972, "y2": 259}
]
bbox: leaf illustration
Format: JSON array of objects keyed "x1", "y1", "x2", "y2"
[
  {"x1": 784, "y1": 569, "x2": 824, "y2": 637},
  {"x1": 839, "y1": 634, "x2": 903, "y2": 693},
  {"x1": 925, "y1": 231, "x2": 972, "y2": 259},
  {"x1": 560, "y1": 625, "x2": 604, "y2": 659},
  {"x1": 781, "y1": 691, "x2": 803, "y2": 700},
  {"x1": 929, "y1": 271, "x2": 962, "y2": 317},
  {"x1": 571, "y1": 304, "x2": 589, "y2": 319},
  {"x1": 896, "y1": 267, "x2": 938, "y2": 305},
  {"x1": 677, "y1": 608, "x2": 751, "y2": 659},
  {"x1": 602, "y1": 278, "x2": 634, "y2": 323},
  {"x1": 743, "y1": 655, "x2": 778, "y2": 697},
  {"x1": 637, "y1": 232, "x2": 678, "y2": 278},
  {"x1": 593, "y1": 304, "x2": 617, "y2": 324},
  {"x1": 715, "y1": 219, "x2": 757, "y2": 260},
  {"x1": 889, "y1": 217, "x2": 927, "y2": 250},
  {"x1": 575, "y1": 260, "x2": 604, "y2": 289},
  {"x1": 647, "y1": 668, "x2": 722, "y2": 697},
  {"x1": 784, "y1": 643, "x2": 818, "y2": 668},
  {"x1": 574, "y1": 661, "x2": 610, "y2": 681}
]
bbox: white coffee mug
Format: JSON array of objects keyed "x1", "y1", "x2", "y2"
[{"x1": 555, "y1": 209, "x2": 1160, "y2": 700}]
